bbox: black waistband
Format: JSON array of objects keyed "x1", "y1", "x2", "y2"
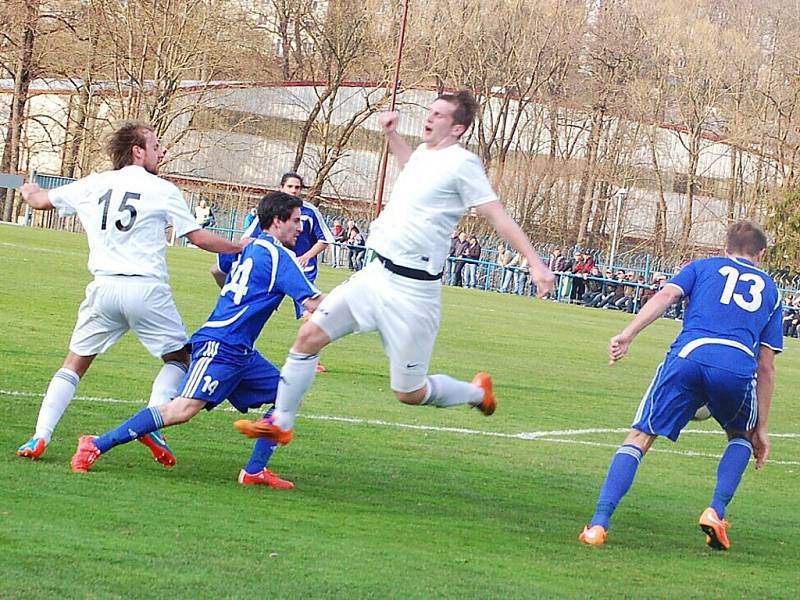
[{"x1": 374, "y1": 253, "x2": 442, "y2": 281}]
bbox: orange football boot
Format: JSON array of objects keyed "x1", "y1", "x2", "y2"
[
  {"x1": 578, "y1": 525, "x2": 608, "y2": 546},
  {"x1": 471, "y1": 372, "x2": 496, "y2": 416},
  {"x1": 699, "y1": 507, "x2": 731, "y2": 550},
  {"x1": 234, "y1": 419, "x2": 293, "y2": 445}
]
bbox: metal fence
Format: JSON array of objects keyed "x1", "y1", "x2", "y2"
[{"x1": 26, "y1": 171, "x2": 800, "y2": 309}]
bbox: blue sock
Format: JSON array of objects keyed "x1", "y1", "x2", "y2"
[
  {"x1": 243, "y1": 408, "x2": 277, "y2": 474},
  {"x1": 94, "y1": 407, "x2": 163, "y2": 453},
  {"x1": 590, "y1": 444, "x2": 644, "y2": 530},
  {"x1": 244, "y1": 438, "x2": 278, "y2": 474},
  {"x1": 710, "y1": 437, "x2": 752, "y2": 518}
]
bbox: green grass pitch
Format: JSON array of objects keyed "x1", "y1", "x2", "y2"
[{"x1": 1, "y1": 224, "x2": 797, "y2": 599}]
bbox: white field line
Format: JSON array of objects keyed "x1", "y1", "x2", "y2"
[{"x1": 3, "y1": 389, "x2": 799, "y2": 466}]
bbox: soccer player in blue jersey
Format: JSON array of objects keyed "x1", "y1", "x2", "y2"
[
  {"x1": 579, "y1": 222, "x2": 782, "y2": 550},
  {"x1": 211, "y1": 172, "x2": 333, "y2": 372},
  {"x1": 70, "y1": 192, "x2": 323, "y2": 489}
]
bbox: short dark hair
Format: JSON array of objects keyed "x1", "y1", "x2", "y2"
[
  {"x1": 258, "y1": 191, "x2": 302, "y2": 230},
  {"x1": 726, "y1": 221, "x2": 767, "y2": 256},
  {"x1": 437, "y1": 90, "x2": 478, "y2": 134},
  {"x1": 106, "y1": 121, "x2": 154, "y2": 170},
  {"x1": 280, "y1": 172, "x2": 304, "y2": 187}
]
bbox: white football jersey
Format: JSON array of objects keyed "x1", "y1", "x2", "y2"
[
  {"x1": 49, "y1": 165, "x2": 199, "y2": 281},
  {"x1": 367, "y1": 143, "x2": 497, "y2": 276}
]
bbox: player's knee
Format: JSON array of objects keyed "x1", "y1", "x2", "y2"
[
  {"x1": 394, "y1": 388, "x2": 425, "y2": 405},
  {"x1": 726, "y1": 430, "x2": 751, "y2": 442},
  {"x1": 293, "y1": 322, "x2": 329, "y2": 355},
  {"x1": 162, "y1": 346, "x2": 190, "y2": 366},
  {"x1": 624, "y1": 428, "x2": 656, "y2": 454},
  {"x1": 161, "y1": 397, "x2": 203, "y2": 425}
]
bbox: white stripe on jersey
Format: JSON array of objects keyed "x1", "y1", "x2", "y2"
[
  {"x1": 303, "y1": 200, "x2": 335, "y2": 243},
  {"x1": 677, "y1": 337, "x2": 754, "y2": 358},
  {"x1": 203, "y1": 306, "x2": 249, "y2": 328},
  {"x1": 253, "y1": 238, "x2": 281, "y2": 292}
]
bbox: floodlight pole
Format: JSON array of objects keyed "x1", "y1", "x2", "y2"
[
  {"x1": 374, "y1": 0, "x2": 410, "y2": 219},
  {"x1": 608, "y1": 188, "x2": 627, "y2": 271}
]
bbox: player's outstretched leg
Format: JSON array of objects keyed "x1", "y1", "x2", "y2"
[
  {"x1": 416, "y1": 372, "x2": 495, "y2": 415},
  {"x1": 71, "y1": 406, "x2": 168, "y2": 473},
  {"x1": 238, "y1": 410, "x2": 293, "y2": 489},
  {"x1": 579, "y1": 443, "x2": 645, "y2": 545},
  {"x1": 18, "y1": 368, "x2": 81, "y2": 460}
]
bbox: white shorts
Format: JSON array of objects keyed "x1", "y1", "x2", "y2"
[
  {"x1": 69, "y1": 276, "x2": 188, "y2": 358},
  {"x1": 310, "y1": 259, "x2": 441, "y2": 392}
]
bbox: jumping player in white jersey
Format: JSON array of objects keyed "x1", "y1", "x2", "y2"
[
  {"x1": 234, "y1": 90, "x2": 555, "y2": 447},
  {"x1": 16, "y1": 121, "x2": 245, "y2": 463},
  {"x1": 69, "y1": 192, "x2": 323, "y2": 486},
  {"x1": 579, "y1": 222, "x2": 782, "y2": 550}
]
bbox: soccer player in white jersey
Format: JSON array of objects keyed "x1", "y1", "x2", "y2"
[
  {"x1": 234, "y1": 90, "x2": 555, "y2": 447},
  {"x1": 579, "y1": 222, "x2": 782, "y2": 550},
  {"x1": 70, "y1": 192, "x2": 322, "y2": 487},
  {"x1": 16, "y1": 121, "x2": 245, "y2": 463}
]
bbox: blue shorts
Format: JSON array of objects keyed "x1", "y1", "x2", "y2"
[
  {"x1": 178, "y1": 340, "x2": 279, "y2": 413},
  {"x1": 632, "y1": 353, "x2": 757, "y2": 441}
]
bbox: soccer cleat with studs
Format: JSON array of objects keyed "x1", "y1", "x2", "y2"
[
  {"x1": 471, "y1": 372, "x2": 496, "y2": 416},
  {"x1": 234, "y1": 418, "x2": 293, "y2": 445},
  {"x1": 238, "y1": 468, "x2": 294, "y2": 490},
  {"x1": 699, "y1": 507, "x2": 731, "y2": 550},
  {"x1": 71, "y1": 435, "x2": 102, "y2": 473},
  {"x1": 578, "y1": 525, "x2": 608, "y2": 546},
  {"x1": 138, "y1": 431, "x2": 177, "y2": 467},
  {"x1": 17, "y1": 437, "x2": 47, "y2": 460}
]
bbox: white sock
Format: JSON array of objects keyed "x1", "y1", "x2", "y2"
[
  {"x1": 33, "y1": 368, "x2": 80, "y2": 443},
  {"x1": 148, "y1": 361, "x2": 188, "y2": 407},
  {"x1": 272, "y1": 351, "x2": 319, "y2": 431},
  {"x1": 421, "y1": 374, "x2": 483, "y2": 408}
]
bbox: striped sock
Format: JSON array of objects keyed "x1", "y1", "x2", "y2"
[
  {"x1": 94, "y1": 407, "x2": 164, "y2": 454},
  {"x1": 710, "y1": 437, "x2": 752, "y2": 518},
  {"x1": 34, "y1": 368, "x2": 80, "y2": 443},
  {"x1": 590, "y1": 444, "x2": 644, "y2": 530}
]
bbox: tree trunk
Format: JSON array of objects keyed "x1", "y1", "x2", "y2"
[{"x1": 1, "y1": 0, "x2": 37, "y2": 222}]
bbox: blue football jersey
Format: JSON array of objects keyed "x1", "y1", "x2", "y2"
[
  {"x1": 294, "y1": 200, "x2": 334, "y2": 282},
  {"x1": 217, "y1": 219, "x2": 262, "y2": 274},
  {"x1": 194, "y1": 233, "x2": 320, "y2": 352},
  {"x1": 667, "y1": 256, "x2": 783, "y2": 375}
]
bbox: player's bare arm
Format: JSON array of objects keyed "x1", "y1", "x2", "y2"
[
  {"x1": 298, "y1": 240, "x2": 329, "y2": 268},
  {"x1": 476, "y1": 200, "x2": 555, "y2": 297},
  {"x1": 19, "y1": 182, "x2": 54, "y2": 210},
  {"x1": 185, "y1": 228, "x2": 246, "y2": 255},
  {"x1": 379, "y1": 111, "x2": 412, "y2": 168},
  {"x1": 608, "y1": 285, "x2": 683, "y2": 365},
  {"x1": 752, "y1": 346, "x2": 776, "y2": 469}
]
